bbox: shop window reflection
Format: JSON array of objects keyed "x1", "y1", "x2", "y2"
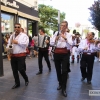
[
  {"x1": 19, "y1": 17, "x2": 27, "y2": 33},
  {"x1": 1, "y1": 13, "x2": 14, "y2": 34}
]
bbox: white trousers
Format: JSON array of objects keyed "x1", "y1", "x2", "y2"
[{"x1": 72, "y1": 46, "x2": 79, "y2": 56}]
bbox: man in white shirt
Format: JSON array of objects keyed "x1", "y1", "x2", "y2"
[
  {"x1": 36, "y1": 28, "x2": 51, "y2": 75},
  {"x1": 71, "y1": 32, "x2": 81, "y2": 63},
  {"x1": 7, "y1": 23, "x2": 29, "y2": 89},
  {"x1": 50, "y1": 21, "x2": 72, "y2": 97},
  {"x1": 78, "y1": 32, "x2": 97, "y2": 84}
]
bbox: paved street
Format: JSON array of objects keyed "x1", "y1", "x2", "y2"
[{"x1": 0, "y1": 57, "x2": 100, "y2": 100}]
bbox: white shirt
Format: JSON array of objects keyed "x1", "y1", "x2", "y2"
[
  {"x1": 7, "y1": 32, "x2": 29, "y2": 54},
  {"x1": 74, "y1": 37, "x2": 81, "y2": 45},
  {"x1": 32, "y1": 36, "x2": 38, "y2": 46},
  {"x1": 50, "y1": 31, "x2": 72, "y2": 48},
  {"x1": 78, "y1": 39, "x2": 98, "y2": 53}
]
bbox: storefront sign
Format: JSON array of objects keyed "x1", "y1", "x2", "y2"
[{"x1": 1, "y1": 0, "x2": 19, "y2": 9}]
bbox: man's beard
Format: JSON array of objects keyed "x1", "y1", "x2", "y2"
[{"x1": 15, "y1": 31, "x2": 20, "y2": 36}]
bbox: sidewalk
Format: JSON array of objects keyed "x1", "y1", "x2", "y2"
[{"x1": 0, "y1": 57, "x2": 100, "y2": 100}]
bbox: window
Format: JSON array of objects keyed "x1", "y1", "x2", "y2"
[
  {"x1": 19, "y1": 17, "x2": 27, "y2": 33},
  {"x1": 1, "y1": 13, "x2": 14, "y2": 34},
  {"x1": 28, "y1": 21, "x2": 32, "y2": 36}
]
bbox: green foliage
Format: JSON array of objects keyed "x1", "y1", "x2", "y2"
[
  {"x1": 38, "y1": 4, "x2": 66, "y2": 34},
  {"x1": 98, "y1": 31, "x2": 100, "y2": 37},
  {"x1": 28, "y1": 23, "x2": 32, "y2": 30},
  {"x1": 89, "y1": 0, "x2": 100, "y2": 31}
]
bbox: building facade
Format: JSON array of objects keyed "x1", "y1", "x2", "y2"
[{"x1": 1, "y1": 0, "x2": 39, "y2": 36}]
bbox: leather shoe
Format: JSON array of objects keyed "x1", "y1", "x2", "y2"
[
  {"x1": 81, "y1": 77, "x2": 85, "y2": 81},
  {"x1": 12, "y1": 84, "x2": 20, "y2": 89},
  {"x1": 62, "y1": 90, "x2": 67, "y2": 97},
  {"x1": 49, "y1": 68, "x2": 51, "y2": 72},
  {"x1": 57, "y1": 85, "x2": 62, "y2": 90},
  {"x1": 36, "y1": 71, "x2": 42, "y2": 75},
  {"x1": 87, "y1": 81, "x2": 91, "y2": 84},
  {"x1": 25, "y1": 81, "x2": 29, "y2": 86},
  {"x1": 67, "y1": 74, "x2": 69, "y2": 79}
]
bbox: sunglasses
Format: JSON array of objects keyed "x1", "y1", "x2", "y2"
[{"x1": 14, "y1": 26, "x2": 20, "y2": 28}]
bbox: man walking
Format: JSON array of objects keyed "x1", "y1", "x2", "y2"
[
  {"x1": 7, "y1": 23, "x2": 29, "y2": 89},
  {"x1": 36, "y1": 28, "x2": 51, "y2": 75},
  {"x1": 50, "y1": 21, "x2": 72, "y2": 97}
]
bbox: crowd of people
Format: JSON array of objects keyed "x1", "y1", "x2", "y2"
[{"x1": 2, "y1": 21, "x2": 100, "y2": 98}]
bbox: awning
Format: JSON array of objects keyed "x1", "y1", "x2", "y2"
[
  {"x1": 1, "y1": 5, "x2": 17, "y2": 14},
  {"x1": 1, "y1": 5, "x2": 40, "y2": 22}
]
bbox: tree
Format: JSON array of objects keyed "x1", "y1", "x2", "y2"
[
  {"x1": 38, "y1": 4, "x2": 66, "y2": 34},
  {"x1": 89, "y1": 0, "x2": 100, "y2": 31}
]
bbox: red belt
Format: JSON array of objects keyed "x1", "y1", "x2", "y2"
[
  {"x1": 54, "y1": 48, "x2": 68, "y2": 53},
  {"x1": 11, "y1": 53, "x2": 26, "y2": 57}
]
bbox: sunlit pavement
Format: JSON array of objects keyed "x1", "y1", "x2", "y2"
[{"x1": 0, "y1": 56, "x2": 100, "y2": 100}]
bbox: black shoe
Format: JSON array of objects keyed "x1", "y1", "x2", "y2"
[
  {"x1": 25, "y1": 81, "x2": 29, "y2": 86},
  {"x1": 67, "y1": 74, "x2": 69, "y2": 79},
  {"x1": 62, "y1": 90, "x2": 67, "y2": 97},
  {"x1": 12, "y1": 84, "x2": 20, "y2": 89},
  {"x1": 77, "y1": 60, "x2": 79, "y2": 63},
  {"x1": 81, "y1": 77, "x2": 85, "y2": 81},
  {"x1": 51, "y1": 58, "x2": 54, "y2": 61},
  {"x1": 87, "y1": 81, "x2": 91, "y2": 84},
  {"x1": 71, "y1": 60, "x2": 74, "y2": 63},
  {"x1": 49, "y1": 68, "x2": 51, "y2": 72},
  {"x1": 36, "y1": 71, "x2": 42, "y2": 75},
  {"x1": 57, "y1": 85, "x2": 62, "y2": 90}
]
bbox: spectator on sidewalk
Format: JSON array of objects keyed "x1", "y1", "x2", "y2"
[{"x1": 32, "y1": 34, "x2": 38, "y2": 57}]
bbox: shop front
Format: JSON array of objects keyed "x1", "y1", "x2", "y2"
[
  {"x1": 1, "y1": 13, "x2": 14, "y2": 34},
  {"x1": 1, "y1": 0, "x2": 39, "y2": 36}
]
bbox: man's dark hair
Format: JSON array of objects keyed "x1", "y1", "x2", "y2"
[
  {"x1": 67, "y1": 29, "x2": 70, "y2": 33},
  {"x1": 10, "y1": 32, "x2": 12, "y2": 34},
  {"x1": 76, "y1": 32, "x2": 80, "y2": 35},
  {"x1": 2, "y1": 34, "x2": 4, "y2": 37},
  {"x1": 73, "y1": 29, "x2": 76, "y2": 34},
  {"x1": 34, "y1": 33, "x2": 37, "y2": 36},
  {"x1": 39, "y1": 28, "x2": 45, "y2": 33},
  {"x1": 14, "y1": 23, "x2": 21, "y2": 27},
  {"x1": 91, "y1": 32, "x2": 95, "y2": 36},
  {"x1": 29, "y1": 36, "x2": 32, "y2": 42},
  {"x1": 53, "y1": 31, "x2": 56, "y2": 35}
]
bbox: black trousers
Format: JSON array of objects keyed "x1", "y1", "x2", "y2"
[
  {"x1": 67, "y1": 51, "x2": 71, "y2": 73},
  {"x1": 24, "y1": 56, "x2": 26, "y2": 71},
  {"x1": 80, "y1": 54, "x2": 95, "y2": 81},
  {"x1": 38, "y1": 49, "x2": 51, "y2": 72},
  {"x1": 11, "y1": 56, "x2": 28, "y2": 85},
  {"x1": 54, "y1": 53, "x2": 69, "y2": 90}
]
